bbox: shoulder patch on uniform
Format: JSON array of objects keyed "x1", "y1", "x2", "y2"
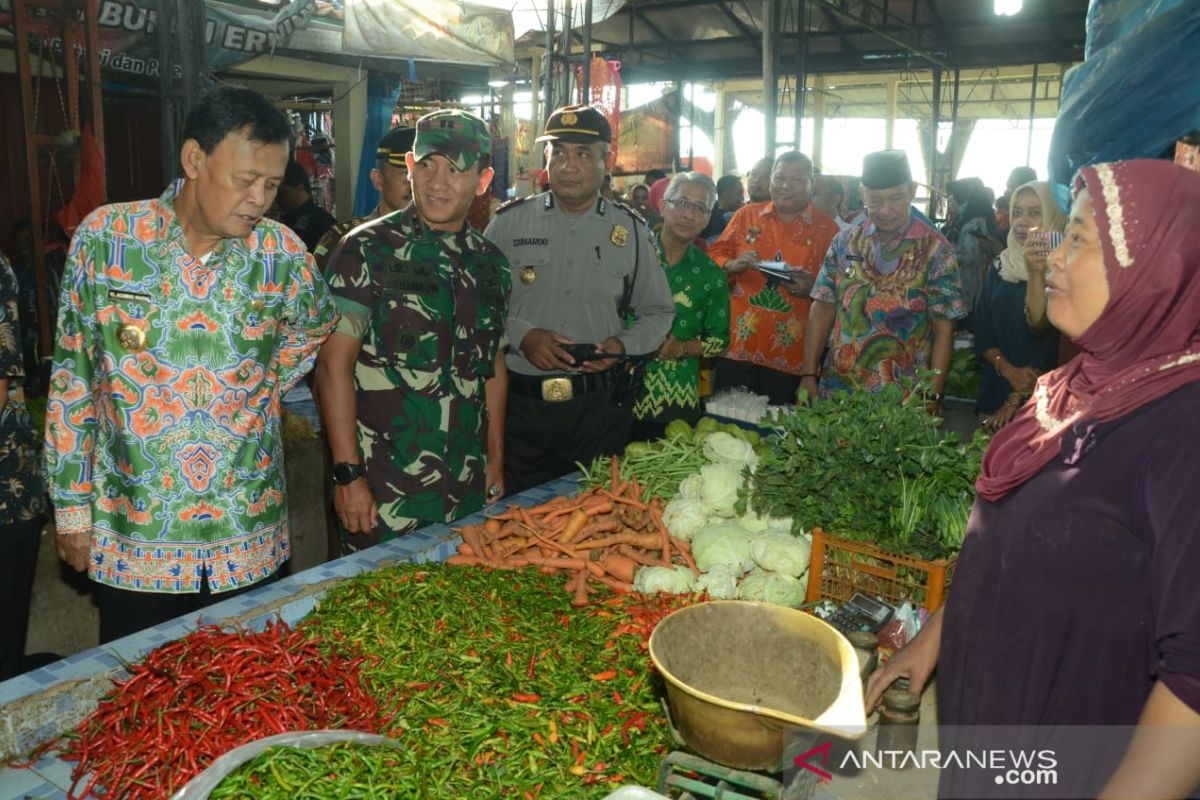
[
  {"x1": 495, "y1": 195, "x2": 531, "y2": 215},
  {"x1": 613, "y1": 200, "x2": 648, "y2": 226}
]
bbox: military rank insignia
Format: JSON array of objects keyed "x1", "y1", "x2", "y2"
[{"x1": 611, "y1": 224, "x2": 628, "y2": 246}]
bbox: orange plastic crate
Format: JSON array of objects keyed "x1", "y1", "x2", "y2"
[{"x1": 805, "y1": 527, "x2": 957, "y2": 612}]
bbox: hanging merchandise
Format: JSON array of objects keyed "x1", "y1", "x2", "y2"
[
  {"x1": 54, "y1": 126, "x2": 106, "y2": 239},
  {"x1": 1047, "y1": 2, "x2": 1200, "y2": 209},
  {"x1": 590, "y1": 56, "x2": 622, "y2": 169}
]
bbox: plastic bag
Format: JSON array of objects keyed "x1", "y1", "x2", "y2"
[
  {"x1": 1048, "y1": 3, "x2": 1200, "y2": 210},
  {"x1": 1084, "y1": 0, "x2": 1187, "y2": 58},
  {"x1": 169, "y1": 730, "x2": 402, "y2": 800}
]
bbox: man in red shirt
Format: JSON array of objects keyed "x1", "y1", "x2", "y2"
[{"x1": 707, "y1": 152, "x2": 839, "y2": 404}]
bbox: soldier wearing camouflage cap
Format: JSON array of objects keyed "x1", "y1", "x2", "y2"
[
  {"x1": 485, "y1": 104, "x2": 675, "y2": 493},
  {"x1": 312, "y1": 126, "x2": 416, "y2": 273},
  {"x1": 317, "y1": 109, "x2": 512, "y2": 551}
]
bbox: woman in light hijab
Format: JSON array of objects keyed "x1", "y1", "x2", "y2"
[
  {"x1": 972, "y1": 180, "x2": 1064, "y2": 429},
  {"x1": 868, "y1": 160, "x2": 1200, "y2": 799}
]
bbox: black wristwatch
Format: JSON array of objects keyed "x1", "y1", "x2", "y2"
[{"x1": 332, "y1": 461, "x2": 365, "y2": 485}]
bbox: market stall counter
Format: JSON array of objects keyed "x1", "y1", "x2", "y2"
[{"x1": 0, "y1": 478, "x2": 574, "y2": 798}]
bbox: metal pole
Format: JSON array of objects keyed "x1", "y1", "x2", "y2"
[
  {"x1": 1026, "y1": 63, "x2": 1039, "y2": 166},
  {"x1": 929, "y1": 67, "x2": 942, "y2": 217},
  {"x1": 763, "y1": 0, "x2": 776, "y2": 159},
  {"x1": 561, "y1": 0, "x2": 573, "y2": 104},
  {"x1": 795, "y1": 0, "x2": 808, "y2": 150},
  {"x1": 948, "y1": 69, "x2": 960, "y2": 181},
  {"x1": 543, "y1": 0, "x2": 556, "y2": 119},
  {"x1": 581, "y1": 0, "x2": 592, "y2": 103}
]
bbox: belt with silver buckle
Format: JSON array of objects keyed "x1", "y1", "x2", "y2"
[{"x1": 509, "y1": 372, "x2": 614, "y2": 402}]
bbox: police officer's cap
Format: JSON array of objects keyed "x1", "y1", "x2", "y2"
[
  {"x1": 535, "y1": 104, "x2": 611, "y2": 145},
  {"x1": 377, "y1": 127, "x2": 416, "y2": 167}
]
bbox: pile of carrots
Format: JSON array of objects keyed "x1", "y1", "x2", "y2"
[{"x1": 448, "y1": 457, "x2": 699, "y2": 606}]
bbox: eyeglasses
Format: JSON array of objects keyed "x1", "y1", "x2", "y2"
[
  {"x1": 666, "y1": 198, "x2": 711, "y2": 216},
  {"x1": 770, "y1": 175, "x2": 810, "y2": 187}
]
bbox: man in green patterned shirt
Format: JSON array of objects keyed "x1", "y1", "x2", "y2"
[
  {"x1": 46, "y1": 86, "x2": 338, "y2": 642},
  {"x1": 317, "y1": 109, "x2": 511, "y2": 552},
  {"x1": 630, "y1": 173, "x2": 731, "y2": 441}
]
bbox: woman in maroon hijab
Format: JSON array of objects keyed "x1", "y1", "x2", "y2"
[{"x1": 867, "y1": 160, "x2": 1200, "y2": 799}]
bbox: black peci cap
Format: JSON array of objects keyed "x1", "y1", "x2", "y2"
[
  {"x1": 861, "y1": 149, "x2": 913, "y2": 189},
  {"x1": 377, "y1": 126, "x2": 416, "y2": 166},
  {"x1": 535, "y1": 104, "x2": 612, "y2": 144}
]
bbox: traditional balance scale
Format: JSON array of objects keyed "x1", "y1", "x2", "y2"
[{"x1": 648, "y1": 602, "x2": 869, "y2": 799}]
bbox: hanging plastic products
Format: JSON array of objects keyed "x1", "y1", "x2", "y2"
[{"x1": 1047, "y1": 2, "x2": 1200, "y2": 210}]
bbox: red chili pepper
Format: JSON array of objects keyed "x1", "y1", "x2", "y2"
[{"x1": 511, "y1": 692, "x2": 541, "y2": 703}]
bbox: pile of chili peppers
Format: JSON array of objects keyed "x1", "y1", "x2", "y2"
[
  {"x1": 303, "y1": 564, "x2": 698, "y2": 797},
  {"x1": 55, "y1": 619, "x2": 389, "y2": 799},
  {"x1": 209, "y1": 742, "x2": 406, "y2": 799}
]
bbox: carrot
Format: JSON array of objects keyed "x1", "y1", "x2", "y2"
[
  {"x1": 524, "y1": 530, "x2": 582, "y2": 560},
  {"x1": 458, "y1": 541, "x2": 476, "y2": 557},
  {"x1": 600, "y1": 489, "x2": 650, "y2": 510},
  {"x1": 558, "y1": 509, "x2": 591, "y2": 545},
  {"x1": 538, "y1": 566, "x2": 559, "y2": 575},
  {"x1": 580, "y1": 515, "x2": 620, "y2": 537},
  {"x1": 483, "y1": 518, "x2": 503, "y2": 536},
  {"x1": 542, "y1": 503, "x2": 583, "y2": 523},
  {"x1": 573, "y1": 532, "x2": 661, "y2": 551},
  {"x1": 523, "y1": 555, "x2": 588, "y2": 571},
  {"x1": 571, "y1": 571, "x2": 590, "y2": 608},
  {"x1": 628, "y1": 478, "x2": 642, "y2": 502},
  {"x1": 616, "y1": 544, "x2": 660, "y2": 566},
  {"x1": 650, "y1": 509, "x2": 672, "y2": 566},
  {"x1": 599, "y1": 552, "x2": 637, "y2": 583},
  {"x1": 581, "y1": 498, "x2": 614, "y2": 516},
  {"x1": 594, "y1": 574, "x2": 635, "y2": 594},
  {"x1": 672, "y1": 538, "x2": 701, "y2": 576},
  {"x1": 446, "y1": 554, "x2": 481, "y2": 566},
  {"x1": 459, "y1": 525, "x2": 490, "y2": 564},
  {"x1": 610, "y1": 455, "x2": 620, "y2": 492}
]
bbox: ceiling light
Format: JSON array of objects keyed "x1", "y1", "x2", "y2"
[{"x1": 994, "y1": 0, "x2": 1022, "y2": 16}]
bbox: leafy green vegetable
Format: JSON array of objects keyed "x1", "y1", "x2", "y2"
[
  {"x1": 945, "y1": 347, "x2": 983, "y2": 400},
  {"x1": 746, "y1": 378, "x2": 988, "y2": 560}
]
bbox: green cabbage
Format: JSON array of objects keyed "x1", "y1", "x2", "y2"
[
  {"x1": 677, "y1": 474, "x2": 703, "y2": 501},
  {"x1": 633, "y1": 565, "x2": 697, "y2": 595},
  {"x1": 749, "y1": 533, "x2": 812, "y2": 577},
  {"x1": 694, "y1": 564, "x2": 740, "y2": 599},
  {"x1": 663, "y1": 497, "x2": 709, "y2": 541},
  {"x1": 699, "y1": 462, "x2": 743, "y2": 517},
  {"x1": 738, "y1": 569, "x2": 806, "y2": 607},
  {"x1": 691, "y1": 521, "x2": 753, "y2": 572},
  {"x1": 702, "y1": 431, "x2": 759, "y2": 471},
  {"x1": 738, "y1": 509, "x2": 793, "y2": 534}
]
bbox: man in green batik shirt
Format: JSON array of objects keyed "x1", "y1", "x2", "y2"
[
  {"x1": 630, "y1": 173, "x2": 731, "y2": 442},
  {"x1": 317, "y1": 109, "x2": 511, "y2": 553}
]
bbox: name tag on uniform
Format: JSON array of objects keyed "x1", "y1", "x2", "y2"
[
  {"x1": 108, "y1": 289, "x2": 152, "y2": 303},
  {"x1": 512, "y1": 237, "x2": 548, "y2": 247},
  {"x1": 380, "y1": 257, "x2": 439, "y2": 296},
  {"x1": 846, "y1": 255, "x2": 864, "y2": 262}
]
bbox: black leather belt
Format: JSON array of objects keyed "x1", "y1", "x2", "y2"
[{"x1": 509, "y1": 371, "x2": 616, "y2": 402}]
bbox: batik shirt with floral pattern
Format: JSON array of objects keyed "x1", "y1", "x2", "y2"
[
  {"x1": 0, "y1": 251, "x2": 46, "y2": 526},
  {"x1": 633, "y1": 236, "x2": 730, "y2": 420},
  {"x1": 45, "y1": 182, "x2": 337, "y2": 593},
  {"x1": 707, "y1": 202, "x2": 839, "y2": 376},
  {"x1": 811, "y1": 214, "x2": 965, "y2": 397}
]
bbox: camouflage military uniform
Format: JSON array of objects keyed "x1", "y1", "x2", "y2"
[{"x1": 324, "y1": 206, "x2": 511, "y2": 550}]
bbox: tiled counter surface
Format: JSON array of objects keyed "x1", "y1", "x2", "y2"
[{"x1": 0, "y1": 476, "x2": 578, "y2": 799}]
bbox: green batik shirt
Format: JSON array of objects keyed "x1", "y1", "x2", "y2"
[
  {"x1": 45, "y1": 182, "x2": 338, "y2": 593},
  {"x1": 324, "y1": 206, "x2": 511, "y2": 548},
  {"x1": 633, "y1": 236, "x2": 730, "y2": 420}
]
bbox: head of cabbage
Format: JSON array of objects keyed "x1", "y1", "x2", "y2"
[
  {"x1": 699, "y1": 462, "x2": 743, "y2": 518},
  {"x1": 737, "y1": 569, "x2": 807, "y2": 607},
  {"x1": 693, "y1": 563, "x2": 740, "y2": 600},
  {"x1": 749, "y1": 533, "x2": 812, "y2": 577},
  {"x1": 691, "y1": 520, "x2": 754, "y2": 572},
  {"x1": 702, "y1": 432, "x2": 759, "y2": 471},
  {"x1": 632, "y1": 565, "x2": 696, "y2": 595},
  {"x1": 663, "y1": 497, "x2": 709, "y2": 542}
]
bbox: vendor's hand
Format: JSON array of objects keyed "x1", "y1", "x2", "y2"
[
  {"x1": 725, "y1": 250, "x2": 759, "y2": 275},
  {"x1": 1001, "y1": 364, "x2": 1041, "y2": 394},
  {"x1": 335, "y1": 478, "x2": 378, "y2": 534},
  {"x1": 485, "y1": 461, "x2": 505, "y2": 504},
  {"x1": 520, "y1": 328, "x2": 576, "y2": 372},
  {"x1": 781, "y1": 269, "x2": 815, "y2": 298},
  {"x1": 657, "y1": 334, "x2": 685, "y2": 361},
  {"x1": 578, "y1": 337, "x2": 624, "y2": 374},
  {"x1": 56, "y1": 531, "x2": 90, "y2": 573},
  {"x1": 982, "y1": 396, "x2": 1022, "y2": 432},
  {"x1": 799, "y1": 375, "x2": 819, "y2": 403},
  {"x1": 865, "y1": 612, "x2": 943, "y2": 711}
]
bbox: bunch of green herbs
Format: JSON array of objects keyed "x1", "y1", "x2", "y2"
[{"x1": 746, "y1": 378, "x2": 988, "y2": 560}]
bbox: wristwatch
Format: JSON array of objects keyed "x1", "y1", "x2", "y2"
[{"x1": 332, "y1": 461, "x2": 365, "y2": 485}]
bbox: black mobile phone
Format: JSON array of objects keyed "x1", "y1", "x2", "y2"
[{"x1": 562, "y1": 343, "x2": 617, "y2": 363}]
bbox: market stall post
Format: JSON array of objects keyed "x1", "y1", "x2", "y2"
[{"x1": 332, "y1": 75, "x2": 368, "y2": 218}]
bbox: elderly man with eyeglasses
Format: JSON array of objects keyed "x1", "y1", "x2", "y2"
[
  {"x1": 707, "y1": 151, "x2": 840, "y2": 405},
  {"x1": 628, "y1": 172, "x2": 731, "y2": 442}
]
